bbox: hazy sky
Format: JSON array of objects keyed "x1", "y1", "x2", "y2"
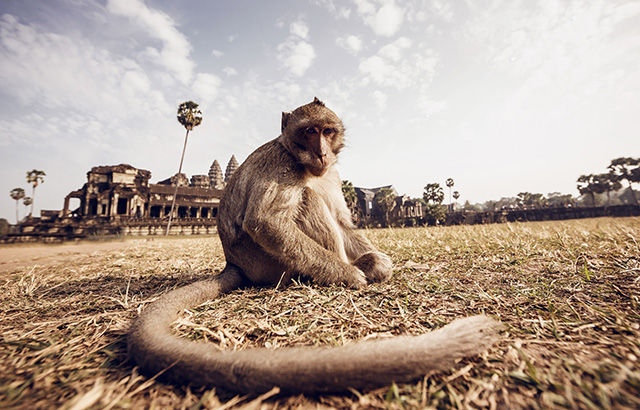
[{"x1": 1, "y1": 0, "x2": 639, "y2": 222}]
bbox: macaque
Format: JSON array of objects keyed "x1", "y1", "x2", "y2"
[{"x1": 127, "y1": 98, "x2": 500, "y2": 394}]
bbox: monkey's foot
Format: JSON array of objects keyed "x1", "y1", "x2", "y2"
[{"x1": 353, "y1": 252, "x2": 393, "y2": 283}]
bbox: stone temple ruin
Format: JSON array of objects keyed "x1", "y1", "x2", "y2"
[{"x1": 8, "y1": 157, "x2": 239, "y2": 242}]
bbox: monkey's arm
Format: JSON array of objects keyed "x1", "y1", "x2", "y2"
[
  {"x1": 242, "y1": 182, "x2": 366, "y2": 288},
  {"x1": 330, "y1": 197, "x2": 394, "y2": 282}
]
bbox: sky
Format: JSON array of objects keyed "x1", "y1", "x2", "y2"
[{"x1": 1, "y1": 0, "x2": 639, "y2": 223}]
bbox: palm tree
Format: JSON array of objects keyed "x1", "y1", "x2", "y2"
[
  {"x1": 341, "y1": 180, "x2": 357, "y2": 208},
  {"x1": 423, "y1": 183, "x2": 444, "y2": 205},
  {"x1": 374, "y1": 187, "x2": 396, "y2": 227},
  {"x1": 23, "y1": 197, "x2": 33, "y2": 217},
  {"x1": 10, "y1": 188, "x2": 25, "y2": 223},
  {"x1": 445, "y1": 178, "x2": 454, "y2": 212},
  {"x1": 166, "y1": 101, "x2": 203, "y2": 235},
  {"x1": 452, "y1": 191, "x2": 460, "y2": 210},
  {"x1": 25, "y1": 169, "x2": 46, "y2": 217}
]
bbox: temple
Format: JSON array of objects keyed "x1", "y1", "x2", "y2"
[{"x1": 8, "y1": 157, "x2": 239, "y2": 242}]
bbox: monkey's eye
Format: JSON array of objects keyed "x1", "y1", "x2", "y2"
[
  {"x1": 322, "y1": 128, "x2": 335, "y2": 137},
  {"x1": 305, "y1": 127, "x2": 318, "y2": 135}
]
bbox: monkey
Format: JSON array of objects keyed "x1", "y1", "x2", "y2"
[{"x1": 127, "y1": 98, "x2": 501, "y2": 394}]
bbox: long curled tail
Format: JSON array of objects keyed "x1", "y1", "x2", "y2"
[{"x1": 128, "y1": 267, "x2": 501, "y2": 394}]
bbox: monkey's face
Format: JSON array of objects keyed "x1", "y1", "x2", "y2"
[
  {"x1": 290, "y1": 125, "x2": 342, "y2": 176},
  {"x1": 281, "y1": 99, "x2": 345, "y2": 177}
]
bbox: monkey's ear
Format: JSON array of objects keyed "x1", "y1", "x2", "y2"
[
  {"x1": 313, "y1": 97, "x2": 325, "y2": 106},
  {"x1": 281, "y1": 111, "x2": 291, "y2": 133}
]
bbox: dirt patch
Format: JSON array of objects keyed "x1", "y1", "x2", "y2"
[{"x1": 0, "y1": 240, "x2": 135, "y2": 273}]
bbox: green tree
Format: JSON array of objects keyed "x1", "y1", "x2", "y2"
[
  {"x1": 166, "y1": 101, "x2": 203, "y2": 235},
  {"x1": 608, "y1": 157, "x2": 640, "y2": 205},
  {"x1": 341, "y1": 180, "x2": 357, "y2": 210},
  {"x1": 517, "y1": 192, "x2": 547, "y2": 208},
  {"x1": 25, "y1": 169, "x2": 45, "y2": 217},
  {"x1": 10, "y1": 187, "x2": 25, "y2": 223},
  {"x1": 547, "y1": 192, "x2": 574, "y2": 208},
  {"x1": 423, "y1": 183, "x2": 444, "y2": 205},
  {"x1": 342, "y1": 180, "x2": 359, "y2": 223},
  {"x1": 424, "y1": 203, "x2": 447, "y2": 225},
  {"x1": 594, "y1": 173, "x2": 622, "y2": 206},
  {"x1": 577, "y1": 174, "x2": 599, "y2": 207},
  {"x1": 374, "y1": 187, "x2": 396, "y2": 227},
  {"x1": 445, "y1": 178, "x2": 454, "y2": 212}
]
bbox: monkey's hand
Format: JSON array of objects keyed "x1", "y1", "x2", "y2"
[{"x1": 352, "y1": 252, "x2": 393, "y2": 283}]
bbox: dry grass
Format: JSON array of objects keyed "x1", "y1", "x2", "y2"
[{"x1": 1, "y1": 217, "x2": 639, "y2": 409}]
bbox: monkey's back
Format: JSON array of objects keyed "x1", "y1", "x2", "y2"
[{"x1": 217, "y1": 138, "x2": 303, "y2": 285}]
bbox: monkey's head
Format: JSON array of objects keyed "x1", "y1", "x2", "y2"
[{"x1": 279, "y1": 97, "x2": 345, "y2": 177}]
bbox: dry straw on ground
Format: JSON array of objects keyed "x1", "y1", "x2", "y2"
[{"x1": 1, "y1": 217, "x2": 639, "y2": 409}]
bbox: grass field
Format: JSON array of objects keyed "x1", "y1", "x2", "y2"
[{"x1": 1, "y1": 217, "x2": 639, "y2": 409}]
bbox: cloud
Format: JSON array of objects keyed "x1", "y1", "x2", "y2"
[
  {"x1": 0, "y1": 14, "x2": 170, "y2": 120},
  {"x1": 106, "y1": 0, "x2": 194, "y2": 84},
  {"x1": 336, "y1": 34, "x2": 363, "y2": 54},
  {"x1": 354, "y1": 0, "x2": 404, "y2": 37},
  {"x1": 312, "y1": 0, "x2": 351, "y2": 18},
  {"x1": 192, "y1": 73, "x2": 222, "y2": 106},
  {"x1": 358, "y1": 37, "x2": 437, "y2": 89},
  {"x1": 418, "y1": 98, "x2": 448, "y2": 117},
  {"x1": 431, "y1": 0, "x2": 454, "y2": 22},
  {"x1": 371, "y1": 90, "x2": 387, "y2": 110},
  {"x1": 289, "y1": 20, "x2": 309, "y2": 40},
  {"x1": 276, "y1": 19, "x2": 316, "y2": 77},
  {"x1": 211, "y1": 49, "x2": 223, "y2": 57},
  {"x1": 461, "y1": 0, "x2": 640, "y2": 111},
  {"x1": 223, "y1": 67, "x2": 238, "y2": 76}
]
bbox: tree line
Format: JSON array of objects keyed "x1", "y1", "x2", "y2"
[
  {"x1": 577, "y1": 157, "x2": 639, "y2": 207},
  {"x1": 341, "y1": 157, "x2": 639, "y2": 227}
]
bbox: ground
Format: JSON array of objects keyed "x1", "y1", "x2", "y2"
[
  {"x1": 0, "y1": 217, "x2": 638, "y2": 409},
  {"x1": 0, "y1": 240, "x2": 133, "y2": 273}
]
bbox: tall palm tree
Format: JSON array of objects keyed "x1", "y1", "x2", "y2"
[
  {"x1": 445, "y1": 178, "x2": 454, "y2": 212},
  {"x1": 25, "y1": 169, "x2": 46, "y2": 217},
  {"x1": 10, "y1": 188, "x2": 25, "y2": 223},
  {"x1": 452, "y1": 191, "x2": 460, "y2": 210},
  {"x1": 23, "y1": 197, "x2": 33, "y2": 217},
  {"x1": 166, "y1": 101, "x2": 203, "y2": 235}
]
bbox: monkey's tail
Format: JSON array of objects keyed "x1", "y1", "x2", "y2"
[{"x1": 128, "y1": 267, "x2": 502, "y2": 394}]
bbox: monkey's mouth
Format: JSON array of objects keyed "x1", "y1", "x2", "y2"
[{"x1": 308, "y1": 164, "x2": 329, "y2": 177}]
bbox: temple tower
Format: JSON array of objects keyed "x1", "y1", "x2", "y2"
[
  {"x1": 209, "y1": 160, "x2": 225, "y2": 190},
  {"x1": 225, "y1": 155, "x2": 239, "y2": 183}
]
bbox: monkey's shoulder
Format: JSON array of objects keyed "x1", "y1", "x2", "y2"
[{"x1": 239, "y1": 138, "x2": 305, "y2": 185}]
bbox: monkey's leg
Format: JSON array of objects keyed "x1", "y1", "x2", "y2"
[{"x1": 352, "y1": 251, "x2": 393, "y2": 283}]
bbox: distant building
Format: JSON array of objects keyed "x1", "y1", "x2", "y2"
[
  {"x1": 8, "y1": 158, "x2": 240, "y2": 242},
  {"x1": 353, "y1": 186, "x2": 424, "y2": 226},
  {"x1": 61, "y1": 163, "x2": 229, "y2": 221}
]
